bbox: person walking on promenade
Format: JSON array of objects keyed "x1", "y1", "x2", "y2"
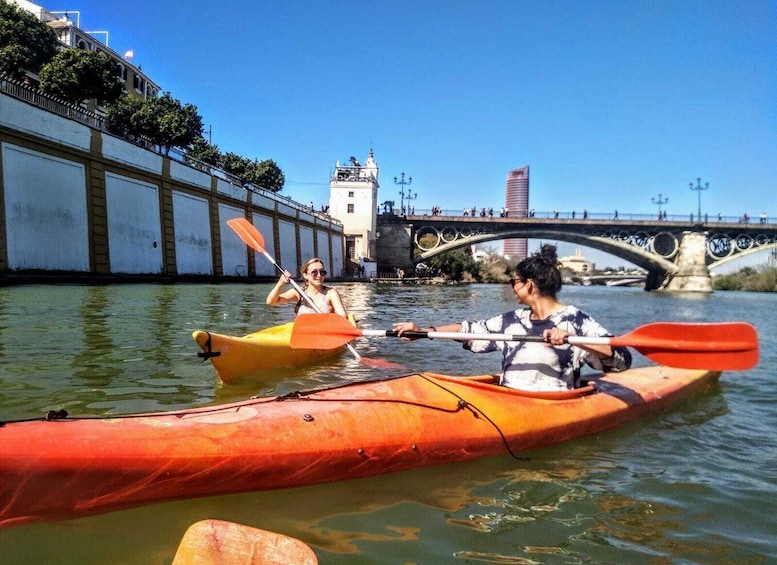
[
  {"x1": 393, "y1": 245, "x2": 631, "y2": 392},
  {"x1": 267, "y1": 258, "x2": 348, "y2": 317}
]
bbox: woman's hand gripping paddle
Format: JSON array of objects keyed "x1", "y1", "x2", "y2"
[
  {"x1": 227, "y1": 218, "x2": 403, "y2": 369},
  {"x1": 291, "y1": 313, "x2": 759, "y2": 371}
]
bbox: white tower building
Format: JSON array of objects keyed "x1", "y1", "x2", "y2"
[{"x1": 329, "y1": 149, "x2": 379, "y2": 266}]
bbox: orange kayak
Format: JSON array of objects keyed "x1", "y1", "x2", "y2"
[
  {"x1": 0, "y1": 366, "x2": 720, "y2": 530},
  {"x1": 192, "y1": 317, "x2": 354, "y2": 384}
]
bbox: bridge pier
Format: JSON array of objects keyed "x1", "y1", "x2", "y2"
[{"x1": 662, "y1": 231, "x2": 713, "y2": 293}]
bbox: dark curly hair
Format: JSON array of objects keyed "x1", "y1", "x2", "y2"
[{"x1": 514, "y1": 244, "x2": 562, "y2": 298}]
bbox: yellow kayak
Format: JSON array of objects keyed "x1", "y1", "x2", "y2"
[
  {"x1": 193, "y1": 316, "x2": 353, "y2": 384},
  {"x1": 172, "y1": 520, "x2": 318, "y2": 565}
]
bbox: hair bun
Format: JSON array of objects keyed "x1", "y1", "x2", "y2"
[{"x1": 537, "y1": 244, "x2": 559, "y2": 265}]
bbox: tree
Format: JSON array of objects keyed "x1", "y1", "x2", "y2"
[
  {"x1": 185, "y1": 136, "x2": 222, "y2": 168},
  {"x1": 0, "y1": 1, "x2": 59, "y2": 79},
  {"x1": 221, "y1": 152, "x2": 250, "y2": 180},
  {"x1": 246, "y1": 159, "x2": 285, "y2": 192},
  {"x1": 104, "y1": 93, "x2": 145, "y2": 137},
  {"x1": 203, "y1": 151, "x2": 285, "y2": 192},
  {"x1": 140, "y1": 92, "x2": 203, "y2": 154},
  {"x1": 429, "y1": 247, "x2": 481, "y2": 282},
  {"x1": 39, "y1": 48, "x2": 124, "y2": 104},
  {"x1": 476, "y1": 252, "x2": 513, "y2": 283}
]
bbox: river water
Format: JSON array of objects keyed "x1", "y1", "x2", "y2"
[{"x1": 0, "y1": 282, "x2": 774, "y2": 564}]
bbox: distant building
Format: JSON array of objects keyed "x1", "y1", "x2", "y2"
[
  {"x1": 503, "y1": 165, "x2": 529, "y2": 260},
  {"x1": 559, "y1": 249, "x2": 594, "y2": 274},
  {"x1": 329, "y1": 149, "x2": 379, "y2": 263},
  {"x1": 10, "y1": 0, "x2": 160, "y2": 109}
]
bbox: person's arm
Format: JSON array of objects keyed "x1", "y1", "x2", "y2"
[
  {"x1": 393, "y1": 321, "x2": 463, "y2": 340},
  {"x1": 543, "y1": 325, "x2": 632, "y2": 371},
  {"x1": 266, "y1": 271, "x2": 299, "y2": 306}
]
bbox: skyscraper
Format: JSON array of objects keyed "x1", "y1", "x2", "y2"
[{"x1": 504, "y1": 166, "x2": 529, "y2": 260}]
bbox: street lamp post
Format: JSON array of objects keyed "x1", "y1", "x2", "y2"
[
  {"x1": 393, "y1": 172, "x2": 415, "y2": 215},
  {"x1": 689, "y1": 177, "x2": 709, "y2": 222},
  {"x1": 651, "y1": 193, "x2": 668, "y2": 219}
]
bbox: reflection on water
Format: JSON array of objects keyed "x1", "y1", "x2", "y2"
[{"x1": 0, "y1": 283, "x2": 775, "y2": 563}]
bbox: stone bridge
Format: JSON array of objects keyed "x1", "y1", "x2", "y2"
[{"x1": 377, "y1": 215, "x2": 777, "y2": 291}]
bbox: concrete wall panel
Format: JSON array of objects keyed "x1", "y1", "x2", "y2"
[
  {"x1": 0, "y1": 97, "x2": 90, "y2": 151},
  {"x1": 278, "y1": 220, "x2": 298, "y2": 274},
  {"x1": 105, "y1": 173, "x2": 163, "y2": 273},
  {"x1": 316, "y1": 230, "x2": 332, "y2": 274},
  {"x1": 331, "y1": 234, "x2": 344, "y2": 276},
  {"x1": 2, "y1": 142, "x2": 89, "y2": 270},
  {"x1": 216, "y1": 178, "x2": 247, "y2": 202},
  {"x1": 299, "y1": 225, "x2": 315, "y2": 266},
  {"x1": 173, "y1": 191, "x2": 212, "y2": 275},
  {"x1": 101, "y1": 134, "x2": 163, "y2": 174},
  {"x1": 218, "y1": 204, "x2": 247, "y2": 277},
  {"x1": 170, "y1": 160, "x2": 211, "y2": 190}
]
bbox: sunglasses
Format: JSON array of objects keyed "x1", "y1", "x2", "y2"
[
  {"x1": 509, "y1": 277, "x2": 527, "y2": 286},
  {"x1": 308, "y1": 269, "x2": 327, "y2": 277}
]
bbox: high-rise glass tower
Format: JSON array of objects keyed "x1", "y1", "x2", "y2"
[{"x1": 504, "y1": 166, "x2": 529, "y2": 259}]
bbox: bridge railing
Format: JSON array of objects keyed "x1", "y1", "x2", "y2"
[{"x1": 406, "y1": 209, "x2": 769, "y2": 224}]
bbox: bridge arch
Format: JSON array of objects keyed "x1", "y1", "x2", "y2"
[
  {"x1": 416, "y1": 229, "x2": 678, "y2": 275},
  {"x1": 709, "y1": 242, "x2": 777, "y2": 271}
]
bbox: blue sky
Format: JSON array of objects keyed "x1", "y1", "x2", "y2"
[{"x1": 60, "y1": 0, "x2": 775, "y2": 267}]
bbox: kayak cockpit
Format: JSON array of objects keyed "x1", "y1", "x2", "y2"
[{"x1": 423, "y1": 372, "x2": 598, "y2": 400}]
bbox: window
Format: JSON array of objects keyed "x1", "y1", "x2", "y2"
[
  {"x1": 348, "y1": 191, "x2": 354, "y2": 197},
  {"x1": 347, "y1": 204, "x2": 355, "y2": 213}
]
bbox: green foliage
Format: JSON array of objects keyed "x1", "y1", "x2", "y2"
[
  {"x1": 0, "y1": 1, "x2": 59, "y2": 79},
  {"x1": 185, "y1": 136, "x2": 221, "y2": 167},
  {"x1": 422, "y1": 247, "x2": 514, "y2": 283},
  {"x1": 713, "y1": 266, "x2": 777, "y2": 292},
  {"x1": 104, "y1": 93, "x2": 144, "y2": 137},
  {"x1": 142, "y1": 92, "x2": 203, "y2": 154},
  {"x1": 220, "y1": 152, "x2": 285, "y2": 192},
  {"x1": 105, "y1": 92, "x2": 203, "y2": 154},
  {"x1": 221, "y1": 152, "x2": 249, "y2": 178},
  {"x1": 476, "y1": 252, "x2": 513, "y2": 283},
  {"x1": 250, "y1": 159, "x2": 285, "y2": 192},
  {"x1": 39, "y1": 48, "x2": 123, "y2": 104},
  {"x1": 429, "y1": 247, "x2": 481, "y2": 282},
  {"x1": 415, "y1": 233, "x2": 439, "y2": 258}
]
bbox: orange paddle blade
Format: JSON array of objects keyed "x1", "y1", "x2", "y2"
[
  {"x1": 290, "y1": 315, "x2": 405, "y2": 369},
  {"x1": 227, "y1": 217, "x2": 266, "y2": 253},
  {"x1": 608, "y1": 322, "x2": 759, "y2": 371},
  {"x1": 291, "y1": 314, "x2": 363, "y2": 350}
]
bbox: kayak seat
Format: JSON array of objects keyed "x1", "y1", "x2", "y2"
[{"x1": 424, "y1": 373, "x2": 598, "y2": 400}]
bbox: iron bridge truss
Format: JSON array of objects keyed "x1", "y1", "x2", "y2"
[{"x1": 409, "y1": 217, "x2": 777, "y2": 272}]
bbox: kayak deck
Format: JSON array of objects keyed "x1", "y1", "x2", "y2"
[
  {"x1": 193, "y1": 319, "x2": 350, "y2": 384},
  {"x1": 0, "y1": 366, "x2": 721, "y2": 530}
]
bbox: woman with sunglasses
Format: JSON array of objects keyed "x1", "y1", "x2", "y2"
[
  {"x1": 266, "y1": 258, "x2": 349, "y2": 317},
  {"x1": 393, "y1": 244, "x2": 631, "y2": 392}
]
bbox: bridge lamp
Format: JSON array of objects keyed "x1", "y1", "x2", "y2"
[
  {"x1": 689, "y1": 177, "x2": 709, "y2": 221},
  {"x1": 652, "y1": 193, "x2": 668, "y2": 216},
  {"x1": 394, "y1": 172, "x2": 416, "y2": 215}
]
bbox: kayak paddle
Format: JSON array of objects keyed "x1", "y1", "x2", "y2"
[
  {"x1": 227, "y1": 218, "x2": 402, "y2": 369},
  {"x1": 290, "y1": 313, "x2": 759, "y2": 371}
]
